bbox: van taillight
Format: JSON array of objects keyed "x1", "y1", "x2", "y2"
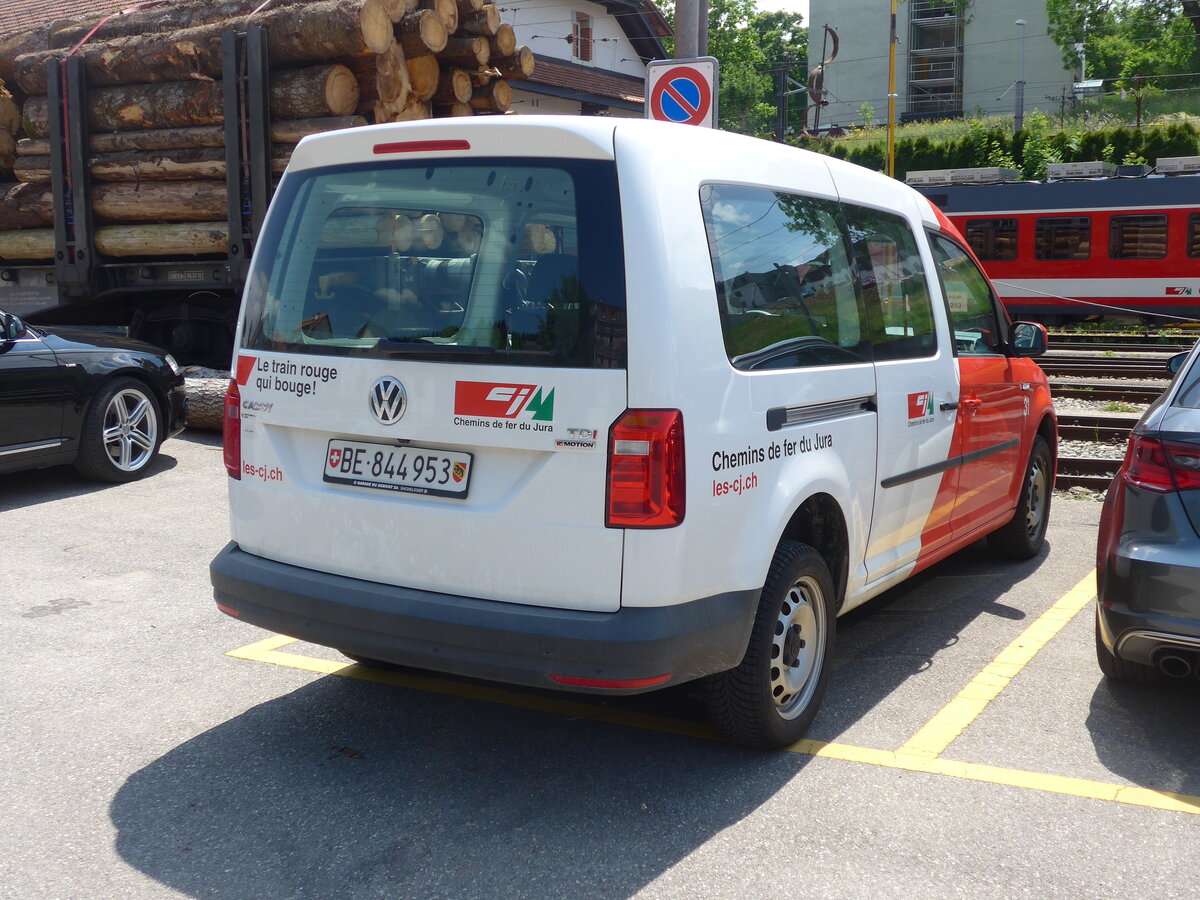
[
  {"x1": 223, "y1": 379, "x2": 241, "y2": 480},
  {"x1": 606, "y1": 410, "x2": 684, "y2": 528},
  {"x1": 1122, "y1": 434, "x2": 1200, "y2": 493}
]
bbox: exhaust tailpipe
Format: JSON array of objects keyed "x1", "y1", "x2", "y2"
[{"x1": 1157, "y1": 653, "x2": 1194, "y2": 679}]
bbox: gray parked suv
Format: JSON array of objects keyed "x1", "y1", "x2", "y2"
[{"x1": 1096, "y1": 339, "x2": 1200, "y2": 683}]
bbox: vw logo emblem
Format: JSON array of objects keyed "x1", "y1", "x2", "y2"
[{"x1": 369, "y1": 376, "x2": 407, "y2": 425}]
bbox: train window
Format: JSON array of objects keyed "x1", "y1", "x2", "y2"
[
  {"x1": 1189, "y1": 214, "x2": 1200, "y2": 258},
  {"x1": 1109, "y1": 214, "x2": 1168, "y2": 259},
  {"x1": 1035, "y1": 216, "x2": 1090, "y2": 260},
  {"x1": 965, "y1": 218, "x2": 1018, "y2": 261}
]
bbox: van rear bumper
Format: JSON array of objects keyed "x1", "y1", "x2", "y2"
[{"x1": 211, "y1": 542, "x2": 759, "y2": 693}]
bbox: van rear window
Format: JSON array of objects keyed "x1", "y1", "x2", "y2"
[{"x1": 240, "y1": 158, "x2": 626, "y2": 368}]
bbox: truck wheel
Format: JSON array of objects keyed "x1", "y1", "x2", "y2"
[
  {"x1": 74, "y1": 377, "x2": 162, "y2": 482},
  {"x1": 1094, "y1": 611, "x2": 1159, "y2": 685},
  {"x1": 705, "y1": 540, "x2": 836, "y2": 749},
  {"x1": 988, "y1": 434, "x2": 1052, "y2": 560}
]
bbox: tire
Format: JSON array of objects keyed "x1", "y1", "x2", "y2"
[
  {"x1": 988, "y1": 434, "x2": 1052, "y2": 560},
  {"x1": 74, "y1": 377, "x2": 163, "y2": 483},
  {"x1": 1094, "y1": 610, "x2": 1159, "y2": 685},
  {"x1": 705, "y1": 541, "x2": 837, "y2": 749}
]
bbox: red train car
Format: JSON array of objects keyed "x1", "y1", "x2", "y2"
[{"x1": 913, "y1": 175, "x2": 1200, "y2": 324}]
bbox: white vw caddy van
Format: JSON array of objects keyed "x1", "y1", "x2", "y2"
[{"x1": 212, "y1": 116, "x2": 1056, "y2": 748}]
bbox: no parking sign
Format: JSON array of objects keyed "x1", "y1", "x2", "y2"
[{"x1": 645, "y1": 57, "x2": 719, "y2": 128}]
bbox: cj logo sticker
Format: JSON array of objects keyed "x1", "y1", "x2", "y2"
[
  {"x1": 907, "y1": 391, "x2": 934, "y2": 421},
  {"x1": 455, "y1": 382, "x2": 555, "y2": 421}
]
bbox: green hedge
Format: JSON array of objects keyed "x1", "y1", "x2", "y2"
[{"x1": 794, "y1": 121, "x2": 1200, "y2": 180}]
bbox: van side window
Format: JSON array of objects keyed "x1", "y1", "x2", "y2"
[
  {"x1": 929, "y1": 232, "x2": 1005, "y2": 356},
  {"x1": 701, "y1": 184, "x2": 868, "y2": 370},
  {"x1": 841, "y1": 205, "x2": 937, "y2": 361}
]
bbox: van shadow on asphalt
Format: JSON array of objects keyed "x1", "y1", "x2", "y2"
[
  {"x1": 110, "y1": 672, "x2": 807, "y2": 899},
  {"x1": 109, "y1": 537, "x2": 1052, "y2": 898}
]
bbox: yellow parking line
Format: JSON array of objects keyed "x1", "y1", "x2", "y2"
[{"x1": 897, "y1": 570, "x2": 1097, "y2": 759}]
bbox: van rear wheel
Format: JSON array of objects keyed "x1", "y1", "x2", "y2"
[{"x1": 705, "y1": 540, "x2": 836, "y2": 749}]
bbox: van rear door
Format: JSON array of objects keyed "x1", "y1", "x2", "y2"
[{"x1": 229, "y1": 141, "x2": 629, "y2": 613}]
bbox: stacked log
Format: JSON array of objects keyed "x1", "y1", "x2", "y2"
[{"x1": 0, "y1": 0, "x2": 533, "y2": 261}]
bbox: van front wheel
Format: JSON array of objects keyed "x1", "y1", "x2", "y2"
[{"x1": 705, "y1": 541, "x2": 836, "y2": 749}]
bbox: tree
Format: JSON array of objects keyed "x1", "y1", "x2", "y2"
[
  {"x1": 661, "y1": 0, "x2": 806, "y2": 135},
  {"x1": 1046, "y1": 0, "x2": 1200, "y2": 85}
]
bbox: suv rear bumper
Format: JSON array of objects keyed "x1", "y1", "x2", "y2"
[{"x1": 211, "y1": 542, "x2": 759, "y2": 693}]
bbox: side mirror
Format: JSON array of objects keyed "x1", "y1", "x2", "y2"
[
  {"x1": 0, "y1": 311, "x2": 23, "y2": 341},
  {"x1": 1009, "y1": 321, "x2": 1047, "y2": 358},
  {"x1": 1168, "y1": 351, "x2": 1189, "y2": 375}
]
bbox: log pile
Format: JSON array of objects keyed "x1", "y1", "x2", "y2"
[{"x1": 0, "y1": 0, "x2": 533, "y2": 262}]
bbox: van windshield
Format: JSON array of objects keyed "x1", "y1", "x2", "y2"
[{"x1": 240, "y1": 158, "x2": 626, "y2": 368}]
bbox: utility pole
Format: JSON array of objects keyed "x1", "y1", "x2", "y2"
[
  {"x1": 675, "y1": 0, "x2": 705, "y2": 58},
  {"x1": 886, "y1": 0, "x2": 897, "y2": 177},
  {"x1": 776, "y1": 60, "x2": 790, "y2": 142},
  {"x1": 1014, "y1": 18, "x2": 1027, "y2": 133}
]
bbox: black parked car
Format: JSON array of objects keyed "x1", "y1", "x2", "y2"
[
  {"x1": 0, "y1": 307, "x2": 187, "y2": 482},
  {"x1": 1096, "y1": 339, "x2": 1200, "y2": 683}
]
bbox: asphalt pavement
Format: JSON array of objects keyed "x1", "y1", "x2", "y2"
[{"x1": 2, "y1": 431, "x2": 1199, "y2": 899}]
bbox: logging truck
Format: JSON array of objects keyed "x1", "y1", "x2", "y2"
[{"x1": 0, "y1": 0, "x2": 533, "y2": 368}]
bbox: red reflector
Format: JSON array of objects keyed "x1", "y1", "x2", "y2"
[
  {"x1": 606, "y1": 409, "x2": 685, "y2": 529},
  {"x1": 215, "y1": 602, "x2": 241, "y2": 618},
  {"x1": 549, "y1": 673, "x2": 673, "y2": 689},
  {"x1": 223, "y1": 379, "x2": 241, "y2": 479},
  {"x1": 373, "y1": 140, "x2": 471, "y2": 155}
]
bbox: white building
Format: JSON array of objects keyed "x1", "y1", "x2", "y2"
[
  {"x1": 807, "y1": 0, "x2": 1076, "y2": 128},
  {"x1": 504, "y1": 0, "x2": 672, "y2": 118}
]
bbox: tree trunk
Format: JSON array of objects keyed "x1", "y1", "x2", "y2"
[
  {"x1": 14, "y1": 147, "x2": 295, "y2": 184},
  {"x1": 0, "y1": 180, "x2": 230, "y2": 227},
  {"x1": 459, "y1": 4, "x2": 501, "y2": 36},
  {"x1": 269, "y1": 64, "x2": 360, "y2": 118},
  {"x1": 47, "y1": 0, "x2": 275, "y2": 50},
  {"x1": 375, "y1": 43, "x2": 412, "y2": 106},
  {"x1": 380, "y1": 0, "x2": 419, "y2": 22},
  {"x1": 397, "y1": 9, "x2": 449, "y2": 58},
  {"x1": 0, "y1": 129, "x2": 15, "y2": 171},
  {"x1": 433, "y1": 102, "x2": 474, "y2": 117},
  {"x1": 23, "y1": 67, "x2": 362, "y2": 137},
  {"x1": 489, "y1": 24, "x2": 517, "y2": 59},
  {"x1": 432, "y1": 68, "x2": 473, "y2": 104},
  {"x1": 18, "y1": 0, "x2": 392, "y2": 93},
  {"x1": 439, "y1": 36, "x2": 490, "y2": 68},
  {"x1": 419, "y1": 0, "x2": 459, "y2": 34},
  {"x1": 406, "y1": 53, "x2": 441, "y2": 101},
  {"x1": 0, "y1": 182, "x2": 52, "y2": 228},
  {"x1": 0, "y1": 222, "x2": 229, "y2": 260},
  {"x1": 16, "y1": 117, "x2": 366, "y2": 156},
  {"x1": 394, "y1": 99, "x2": 433, "y2": 121},
  {"x1": 493, "y1": 46, "x2": 535, "y2": 80},
  {"x1": 456, "y1": 0, "x2": 485, "y2": 17},
  {"x1": 0, "y1": 85, "x2": 20, "y2": 134},
  {"x1": 0, "y1": 24, "x2": 50, "y2": 84},
  {"x1": 469, "y1": 77, "x2": 510, "y2": 112}
]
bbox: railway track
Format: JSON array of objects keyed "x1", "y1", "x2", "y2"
[
  {"x1": 1048, "y1": 333, "x2": 1195, "y2": 355},
  {"x1": 1048, "y1": 381, "x2": 1165, "y2": 403},
  {"x1": 1055, "y1": 456, "x2": 1121, "y2": 492},
  {"x1": 1040, "y1": 359, "x2": 1172, "y2": 379}
]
